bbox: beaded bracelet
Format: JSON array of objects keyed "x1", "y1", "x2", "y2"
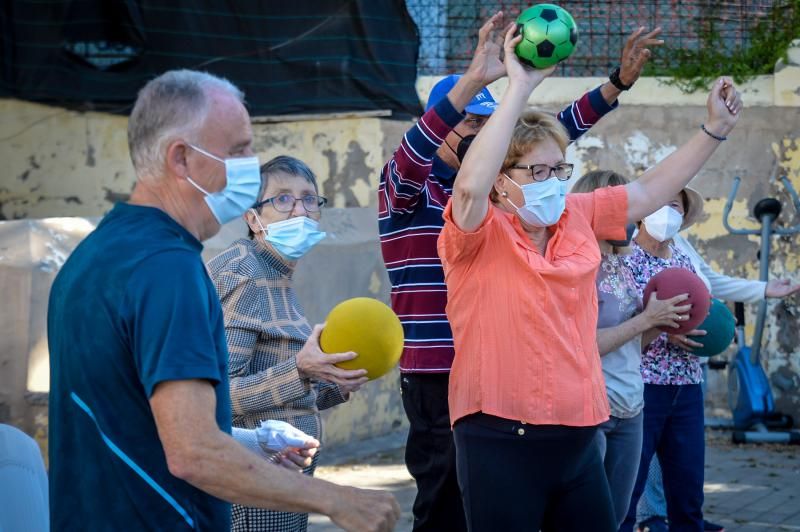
[{"x1": 701, "y1": 124, "x2": 727, "y2": 141}]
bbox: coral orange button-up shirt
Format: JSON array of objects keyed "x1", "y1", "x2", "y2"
[{"x1": 438, "y1": 186, "x2": 628, "y2": 427}]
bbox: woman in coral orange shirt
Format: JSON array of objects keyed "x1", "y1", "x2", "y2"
[{"x1": 437, "y1": 24, "x2": 742, "y2": 532}]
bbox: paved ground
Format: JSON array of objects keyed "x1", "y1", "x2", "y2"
[{"x1": 308, "y1": 429, "x2": 799, "y2": 532}]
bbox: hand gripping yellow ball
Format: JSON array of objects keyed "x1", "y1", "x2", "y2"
[{"x1": 319, "y1": 297, "x2": 404, "y2": 380}]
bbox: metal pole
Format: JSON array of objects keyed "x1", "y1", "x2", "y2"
[{"x1": 750, "y1": 214, "x2": 774, "y2": 364}]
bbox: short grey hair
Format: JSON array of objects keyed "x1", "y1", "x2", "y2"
[
  {"x1": 127, "y1": 69, "x2": 244, "y2": 178},
  {"x1": 256, "y1": 155, "x2": 319, "y2": 204},
  {"x1": 248, "y1": 156, "x2": 320, "y2": 238}
]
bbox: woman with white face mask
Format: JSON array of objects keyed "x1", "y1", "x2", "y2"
[
  {"x1": 613, "y1": 187, "x2": 708, "y2": 532},
  {"x1": 624, "y1": 187, "x2": 800, "y2": 532},
  {"x1": 437, "y1": 22, "x2": 742, "y2": 532},
  {"x1": 206, "y1": 156, "x2": 369, "y2": 532}
]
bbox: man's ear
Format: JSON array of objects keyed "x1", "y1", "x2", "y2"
[{"x1": 165, "y1": 140, "x2": 190, "y2": 181}]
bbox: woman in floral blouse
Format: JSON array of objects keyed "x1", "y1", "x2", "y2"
[{"x1": 619, "y1": 186, "x2": 710, "y2": 532}]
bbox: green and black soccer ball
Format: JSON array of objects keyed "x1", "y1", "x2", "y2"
[{"x1": 515, "y1": 4, "x2": 578, "y2": 69}]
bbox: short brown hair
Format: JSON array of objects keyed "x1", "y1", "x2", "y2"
[
  {"x1": 572, "y1": 170, "x2": 632, "y2": 254},
  {"x1": 491, "y1": 110, "x2": 570, "y2": 203},
  {"x1": 571, "y1": 169, "x2": 630, "y2": 193}
]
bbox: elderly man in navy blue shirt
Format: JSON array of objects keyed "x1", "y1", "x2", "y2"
[{"x1": 47, "y1": 69, "x2": 400, "y2": 532}]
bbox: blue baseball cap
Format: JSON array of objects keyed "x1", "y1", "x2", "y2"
[{"x1": 425, "y1": 74, "x2": 497, "y2": 116}]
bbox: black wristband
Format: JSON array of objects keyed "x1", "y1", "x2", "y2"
[
  {"x1": 701, "y1": 124, "x2": 727, "y2": 141},
  {"x1": 609, "y1": 67, "x2": 633, "y2": 91}
]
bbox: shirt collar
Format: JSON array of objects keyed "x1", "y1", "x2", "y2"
[
  {"x1": 117, "y1": 202, "x2": 203, "y2": 252},
  {"x1": 249, "y1": 237, "x2": 295, "y2": 278}
]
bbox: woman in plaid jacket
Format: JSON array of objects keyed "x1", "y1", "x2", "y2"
[{"x1": 207, "y1": 156, "x2": 368, "y2": 532}]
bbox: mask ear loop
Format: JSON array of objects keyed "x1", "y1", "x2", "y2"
[
  {"x1": 501, "y1": 173, "x2": 523, "y2": 210},
  {"x1": 250, "y1": 208, "x2": 269, "y2": 236},
  {"x1": 444, "y1": 129, "x2": 465, "y2": 161},
  {"x1": 186, "y1": 175, "x2": 212, "y2": 196}
]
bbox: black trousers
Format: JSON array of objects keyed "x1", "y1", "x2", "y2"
[
  {"x1": 453, "y1": 413, "x2": 616, "y2": 532},
  {"x1": 400, "y1": 373, "x2": 467, "y2": 532}
]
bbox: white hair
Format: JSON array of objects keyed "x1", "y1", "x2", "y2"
[{"x1": 127, "y1": 70, "x2": 244, "y2": 179}]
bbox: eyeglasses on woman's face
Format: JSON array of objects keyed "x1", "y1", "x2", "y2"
[
  {"x1": 509, "y1": 163, "x2": 574, "y2": 182},
  {"x1": 254, "y1": 193, "x2": 328, "y2": 213}
]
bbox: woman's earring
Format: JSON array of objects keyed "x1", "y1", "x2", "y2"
[{"x1": 501, "y1": 191, "x2": 508, "y2": 197}]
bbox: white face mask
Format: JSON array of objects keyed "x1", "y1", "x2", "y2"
[
  {"x1": 643, "y1": 206, "x2": 683, "y2": 242},
  {"x1": 502, "y1": 174, "x2": 567, "y2": 227}
]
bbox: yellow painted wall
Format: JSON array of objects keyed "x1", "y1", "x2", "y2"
[
  {"x1": 0, "y1": 100, "x2": 404, "y2": 220},
  {"x1": 2, "y1": 50, "x2": 800, "y2": 447}
]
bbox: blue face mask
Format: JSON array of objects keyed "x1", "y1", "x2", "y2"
[
  {"x1": 503, "y1": 174, "x2": 567, "y2": 227},
  {"x1": 255, "y1": 214, "x2": 326, "y2": 261},
  {"x1": 186, "y1": 144, "x2": 261, "y2": 225}
]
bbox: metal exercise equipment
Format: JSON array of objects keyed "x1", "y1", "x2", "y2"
[{"x1": 721, "y1": 175, "x2": 800, "y2": 444}]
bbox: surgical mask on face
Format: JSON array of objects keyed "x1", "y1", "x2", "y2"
[
  {"x1": 607, "y1": 223, "x2": 637, "y2": 248},
  {"x1": 445, "y1": 131, "x2": 476, "y2": 163},
  {"x1": 186, "y1": 144, "x2": 261, "y2": 225},
  {"x1": 642, "y1": 206, "x2": 683, "y2": 242},
  {"x1": 502, "y1": 174, "x2": 567, "y2": 227},
  {"x1": 253, "y1": 213, "x2": 326, "y2": 261}
]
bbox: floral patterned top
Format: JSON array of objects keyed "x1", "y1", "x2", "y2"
[
  {"x1": 623, "y1": 240, "x2": 703, "y2": 385},
  {"x1": 596, "y1": 253, "x2": 645, "y2": 417}
]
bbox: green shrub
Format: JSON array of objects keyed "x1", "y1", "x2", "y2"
[{"x1": 645, "y1": 0, "x2": 800, "y2": 92}]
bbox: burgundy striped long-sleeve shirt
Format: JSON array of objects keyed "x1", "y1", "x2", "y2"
[{"x1": 378, "y1": 87, "x2": 616, "y2": 373}]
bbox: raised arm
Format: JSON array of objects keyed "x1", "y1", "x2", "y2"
[
  {"x1": 598, "y1": 26, "x2": 663, "y2": 106},
  {"x1": 557, "y1": 86, "x2": 616, "y2": 141},
  {"x1": 625, "y1": 76, "x2": 742, "y2": 224},
  {"x1": 559, "y1": 27, "x2": 663, "y2": 140},
  {"x1": 151, "y1": 380, "x2": 400, "y2": 531},
  {"x1": 379, "y1": 99, "x2": 463, "y2": 215},
  {"x1": 379, "y1": 12, "x2": 507, "y2": 214},
  {"x1": 452, "y1": 24, "x2": 554, "y2": 232}
]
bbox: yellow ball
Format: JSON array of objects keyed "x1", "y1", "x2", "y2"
[{"x1": 319, "y1": 297, "x2": 404, "y2": 380}]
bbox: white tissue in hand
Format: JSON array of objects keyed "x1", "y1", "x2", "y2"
[{"x1": 256, "y1": 420, "x2": 315, "y2": 452}]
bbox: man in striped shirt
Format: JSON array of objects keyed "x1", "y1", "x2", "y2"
[{"x1": 378, "y1": 14, "x2": 662, "y2": 532}]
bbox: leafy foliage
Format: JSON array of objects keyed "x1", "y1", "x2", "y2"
[{"x1": 644, "y1": 0, "x2": 800, "y2": 92}]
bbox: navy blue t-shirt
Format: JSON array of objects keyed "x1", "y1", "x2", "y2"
[{"x1": 48, "y1": 203, "x2": 232, "y2": 531}]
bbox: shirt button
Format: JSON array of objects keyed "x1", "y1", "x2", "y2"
[{"x1": 517, "y1": 428, "x2": 525, "y2": 436}]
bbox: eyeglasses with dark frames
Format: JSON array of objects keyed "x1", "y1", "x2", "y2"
[
  {"x1": 254, "y1": 193, "x2": 328, "y2": 213},
  {"x1": 509, "y1": 163, "x2": 574, "y2": 182}
]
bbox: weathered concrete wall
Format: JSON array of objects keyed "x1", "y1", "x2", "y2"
[
  {"x1": 0, "y1": 100, "x2": 412, "y2": 455},
  {"x1": 564, "y1": 105, "x2": 800, "y2": 420},
  {"x1": 0, "y1": 218, "x2": 99, "y2": 458},
  {"x1": 0, "y1": 101, "x2": 411, "y2": 219},
  {"x1": 2, "y1": 50, "x2": 800, "y2": 451},
  {"x1": 0, "y1": 208, "x2": 404, "y2": 458},
  {"x1": 204, "y1": 209, "x2": 406, "y2": 447}
]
